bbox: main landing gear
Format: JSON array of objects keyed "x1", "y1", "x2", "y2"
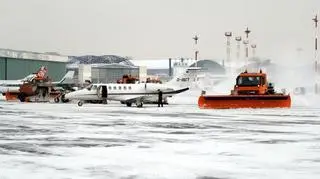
[
  {"x1": 136, "y1": 102, "x2": 143, "y2": 108},
  {"x1": 122, "y1": 101, "x2": 143, "y2": 108}
]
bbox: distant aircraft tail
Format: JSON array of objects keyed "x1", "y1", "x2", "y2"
[
  {"x1": 56, "y1": 71, "x2": 75, "y2": 84},
  {"x1": 166, "y1": 67, "x2": 229, "y2": 89},
  {"x1": 166, "y1": 67, "x2": 201, "y2": 88}
]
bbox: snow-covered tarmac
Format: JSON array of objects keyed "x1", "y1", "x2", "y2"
[{"x1": 1, "y1": 95, "x2": 320, "y2": 179}]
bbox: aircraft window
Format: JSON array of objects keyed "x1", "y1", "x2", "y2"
[
  {"x1": 108, "y1": 86, "x2": 112, "y2": 90},
  {"x1": 124, "y1": 86, "x2": 127, "y2": 90},
  {"x1": 113, "y1": 86, "x2": 116, "y2": 90},
  {"x1": 119, "y1": 86, "x2": 122, "y2": 90},
  {"x1": 128, "y1": 86, "x2": 132, "y2": 90}
]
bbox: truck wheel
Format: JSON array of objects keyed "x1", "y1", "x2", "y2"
[{"x1": 126, "y1": 102, "x2": 132, "y2": 107}]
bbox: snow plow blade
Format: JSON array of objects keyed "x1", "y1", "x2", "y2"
[{"x1": 198, "y1": 95, "x2": 291, "y2": 109}]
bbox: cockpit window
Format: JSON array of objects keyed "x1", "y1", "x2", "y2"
[
  {"x1": 86, "y1": 84, "x2": 93, "y2": 90},
  {"x1": 237, "y1": 76, "x2": 262, "y2": 86},
  {"x1": 92, "y1": 85, "x2": 98, "y2": 90}
]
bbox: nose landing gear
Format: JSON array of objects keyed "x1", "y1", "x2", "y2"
[{"x1": 78, "y1": 100, "x2": 84, "y2": 107}]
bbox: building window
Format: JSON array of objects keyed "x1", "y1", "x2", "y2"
[
  {"x1": 124, "y1": 86, "x2": 127, "y2": 90},
  {"x1": 108, "y1": 86, "x2": 112, "y2": 90},
  {"x1": 128, "y1": 86, "x2": 132, "y2": 90},
  {"x1": 113, "y1": 86, "x2": 116, "y2": 90},
  {"x1": 119, "y1": 86, "x2": 122, "y2": 90}
]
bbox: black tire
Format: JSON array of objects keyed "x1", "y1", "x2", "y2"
[
  {"x1": 61, "y1": 94, "x2": 69, "y2": 103},
  {"x1": 18, "y1": 93, "x2": 26, "y2": 102},
  {"x1": 102, "y1": 99, "x2": 108, "y2": 104},
  {"x1": 54, "y1": 97, "x2": 60, "y2": 103},
  {"x1": 78, "y1": 101, "x2": 83, "y2": 107},
  {"x1": 126, "y1": 103, "x2": 132, "y2": 107}
]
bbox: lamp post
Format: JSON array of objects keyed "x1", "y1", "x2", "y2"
[
  {"x1": 193, "y1": 35, "x2": 199, "y2": 67},
  {"x1": 225, "y1": 32, "x2": 232, "y2": 64},
  {"x1": 251, "y1": 44, "x2": 257, "y2": 57},
  {"x1": 244, "y1": 27, "x2": 251, "y2": 58},
  {"x1": 243, "y1": 39, "x2": 249, "y2": 66},
  {"x1": 235, "y1": 36, "x2": 242, "y2": 61},
  {"x1": 313, "y1": 15, "x2": 319, "y2": 94}
]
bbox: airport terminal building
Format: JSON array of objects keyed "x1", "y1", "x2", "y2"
[{"x1": 0, "y1": 49, "x2": 69, "y2": 81}]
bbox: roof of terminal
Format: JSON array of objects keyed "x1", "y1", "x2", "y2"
[
  {"x1": 68, "y1": 55, "x2": 135, "y2": 66},
  {"x1": 0, "y1": 48, "x2": 69, "y2": 63}
]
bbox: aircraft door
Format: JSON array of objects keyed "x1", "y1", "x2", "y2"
[{"x1": 97, "y1": 85, "x2": 108, "y2": 98}]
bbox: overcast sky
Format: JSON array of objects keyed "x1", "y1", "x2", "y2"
[{"x1": 0, "y1": 0, "x2": 319, "y2": 62}]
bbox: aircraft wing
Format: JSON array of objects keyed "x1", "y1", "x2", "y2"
[
  {"x1": 122, "y1": 87, "x2": 189, "y2": 103},
  {"x1": 123, "y1": 95, "x2": 146, "y2": 104}
]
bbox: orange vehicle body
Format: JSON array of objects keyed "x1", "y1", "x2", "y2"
[
  {"x1": 4, "y1": 84, "x2": 60, "y2": 102},
  {"x1": 198, "y1": 70, "x2": 291, "y2": 109},
  {"x1": 117, "y1": 74, "x2": 139, "y2": 84},
  {"x1": 5, "y1": 92, "x2": 20, "y2": 101},
  {"x1": 116, "y1": 74, "x2": 162, "y2": 84}
]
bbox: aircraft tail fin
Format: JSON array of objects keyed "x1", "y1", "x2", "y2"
[
  {"x1": 56, "y1": 71, "x2": 75, "y2": 84},
  {"x1": 166, "y1": 67, "x2": 201, "y2": 88}
]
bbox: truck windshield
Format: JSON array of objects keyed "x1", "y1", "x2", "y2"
[{"x1": 237, "y1": 76, "x2": 261, "y2": 86}]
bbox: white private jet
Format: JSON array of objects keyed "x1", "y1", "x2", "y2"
[
  {"x1": 64, "y1": 68, "x2": 203, "y2": 107},
  {"x1": 0, "y1": 67, "x2": 75, "y2": 96}
]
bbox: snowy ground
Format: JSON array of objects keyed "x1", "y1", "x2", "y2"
[{"x1": 1, "y1": 94, "x2": 320, "y2": 179}]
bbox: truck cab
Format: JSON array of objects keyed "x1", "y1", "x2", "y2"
[{"x1": 232, "y1": 70, "x2": 269, "y2": 95}]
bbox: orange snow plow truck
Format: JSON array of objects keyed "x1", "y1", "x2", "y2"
[{"x1": 198, "y1": 70, "x2": 291, "y2": 109}]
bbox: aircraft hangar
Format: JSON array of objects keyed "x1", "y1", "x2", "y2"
[
  {"x1": 0, "y1": 48, "x2": 68, "y2": 81},
  {"x1": 67, "y1": 55, "x2": 144, "y2": 86}
]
